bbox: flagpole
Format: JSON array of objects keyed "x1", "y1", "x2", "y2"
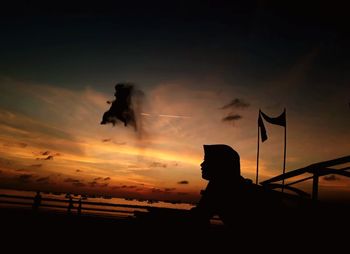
[
  {"x1": 281, "y1": 108, "x2": 287, "y2": 193},
  {"x1": 256, "y1": 110, "x2": 260, "y2": 185}
]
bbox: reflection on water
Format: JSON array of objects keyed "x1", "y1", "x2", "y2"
[{"x1": 0, "y1": 188, "x2": 194, "y2": 218}]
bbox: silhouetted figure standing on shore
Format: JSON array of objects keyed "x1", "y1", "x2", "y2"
[
  {"x1": 191, "y1": 144, "x2": 250, "y2": 228},
  {"x1": 77, "y1": 198, "x2": 82, "y2": 215},
  {"x1": 32, "y1": 191, "x2": 42, "y2": 212},
  {"x1": 67, "y1": 194, "x2": 74, "y2": 214}
]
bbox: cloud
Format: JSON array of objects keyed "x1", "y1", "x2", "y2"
[
  {"x1": 18, "y1": 174, "x2": 33, "y2": 183},
  {"x1": 102, "y1": 138, "x2": 111, "y2": 142},
  {"x1": 104, "y1": 177, "x2": 111, "y2": 181},
  {"x1": 121, "y1": 185, "x2": 136, "y2": 189},
  {"x1": 64, "y1": 178, "x2": 80, "y2": 183},
  {"x1": 76, "y1": 169, "x2": 82, "y2": 173},
  {"x1": 177, "y1": 192, "x2": 189, "y2": 195},
  {"x1": 323, "y1": 175, "x2": 339, "y2": 181},
  {"x1": 35, "y1": 151, "x2": 60, "y2": 160},
  {"x1": 220, "y1": 98, "x2": 248, "y2": 124},
  {"x1": 222, "y1": 114, "x2": 242, "y2": 123},
  {"x1": 43, "y1": 155, "x2": 54, "y2": 160},
  {"x1": 151, "y1": 187, "x2": 176, "y2": 193},
  {"x1": 72, "y1": 182, "x2": 86, "y2": 187},
  {"x1": 221, "y1": 98, "x2": 250, "y2": 110},
  {"x1": 88, "y1": 180, "x2": 109, "y2": 188},
  {"x1": 36, "y1": 176, "x2": 50, "y2": 183},
  {"x1": 3, "y1": 142, "x2": 28, "y2": 148},
  {"x1": 30, "y1": 164, "x2": 43, "y2": 168},
  {"x1": 177, "y1": 180, "x2": 189, "y2": 184},
  {"x1": 88, "y1": 181, "x2": 98, "y2": 187},
  {"x1": 41, "y1": 151, "x2": 50, "y2": 155},
  {"x1": 150, "y1": 162, "x2": 167, "y2": 168}
]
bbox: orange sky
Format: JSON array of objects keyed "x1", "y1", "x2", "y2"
[{"x1": 0, "y1": 76, "x2": 349, "y2": 202}]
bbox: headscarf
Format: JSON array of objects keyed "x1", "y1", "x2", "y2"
[{"x1": 203, "y1": 144, "x2": 241, "y2": 180}]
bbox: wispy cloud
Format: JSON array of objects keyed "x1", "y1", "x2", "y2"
[
  {"x1": 18, "y1": 174, "x2": 33, "y2": 183},
  {"x1": 36, "y1": 176, "x2": 50, "y2": 183},
  {"x1": 221, "y1": 98, "x2": 250, "y2": 109},
  {"x1": 222, "y1": 114, "x2": 242, "y2": 123}
]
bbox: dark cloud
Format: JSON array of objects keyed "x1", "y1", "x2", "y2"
[
  {"x1": 30, "y1": 164, "x2": 43, "y2": 168},
  {"x1": 177, "y1": 180, "x2": 189, "y2": 185},
  {"x1": 121, "y1": 185, "x2": 136, "y2": 189},
  {"x1": 221, "y1": 98, "x2": 250, "y2": 110},
  {"x1": 18, "y1": 174, "x2": 33, "y2": 183},
  {"x1": 36, "y1": 176, "x2": 50, "y2": 183},
  {"x1": 222, "y1": 114, "x2": 242, "y2": 123},
  {"x1": 221, "y1": 98, "x2": 248, "y2": 124},
  {"x1": 177, "y1": 192, "x2": 189, "y2": 195},
  {"x1": 89, "y1": 181, "x2": 110, "y2": 188},
  {"x1": 72, "y1": 182, "x2": 86, "y2": 187},
  {"x1": 104, "y1": 177, "x2": 111, "y2": 181},
  {"x1": 88, "y1": 181, "x2": 98, "y2": 187},
  {"x1": 151, "y1": 187, "x2": 175, "y2": 193},
  {"x1": 323, "y1": 175, "x2": 339, "y2": 181},
  {"x1": 150, "y1": 162, "x2": 167, "y2": 168},
  {"x1": 64, "y1": 178, "x2": 80, "y2": 183},
  {"x1": 94, "y1": 177, "x2": 102, "y2": 181},
  {"x1": 35, "y1": 151, "x2": 61, "y2": 160},
  {"x1": 151, "y1": 188, "x2": 162, "y2": 193},
  {"x1": 102, "y1": 138, "x2": 111, "y2": 142},
  {"x1": 100, "y1": 83, "x2": 137, "y2": 128},
  {"x1": 3, "y1": 142, "x2": 28, "y2": 148},
  {"x1": 76, "y1": 169, "x2": 82, "y2": 173},
  {"x1": 0, "y1": 158, "x2": 13, "y2": 166}
]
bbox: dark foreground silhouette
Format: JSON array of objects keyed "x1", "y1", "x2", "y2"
[{"x1": 1, "y1": 145, "x2": 350, "y2": 250}]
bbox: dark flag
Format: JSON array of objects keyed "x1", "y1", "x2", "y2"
[
  {"x1": 260, "y1": 110, "x2": 286, "y2": 127},
  {"x1": 258, "y1": 109, "x2": 286, "y2": 142},
  {"x1": 258, "y1": 113, "x2": 268, "y2": 142}
]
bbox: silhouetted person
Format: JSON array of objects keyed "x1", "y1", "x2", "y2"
[
  {"x1": 191, "y1": 144, "x2": 250, "y2": 228},
  {"x1": 77, "y1": 198, "x2": 82, "y2": 215},
  {"x1": 32, "y1": 191, "x2": 42, "y2": 212},
  {"x1": 67, "y1": 194, "x2": 74, "y2": 214}
]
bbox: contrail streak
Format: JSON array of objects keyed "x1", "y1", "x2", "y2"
[{"x1": 141, "y1": 113, "x2": 191, "y2": 119}]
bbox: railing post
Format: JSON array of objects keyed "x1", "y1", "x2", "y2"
[{"x1": 312, "y1": 173, "x2": 319, "y2": 202}]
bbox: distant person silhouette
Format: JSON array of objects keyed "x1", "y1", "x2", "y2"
[
  {"x1": 32, "y1": 191, "x2": 42, "y2": 212},
  {"x1": 77, "y1": 198, "x2": 82, "y2": 215},
  {"x1": 67, "y1": 194, "x2": 74, "y2": 214},
  {"x1": 191, "y1": 144, "x2": 250, "y2": 228}
]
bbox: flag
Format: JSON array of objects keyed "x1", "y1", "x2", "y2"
[
  {"x1": 258, "y1": 109, "x2": 286, "y2": 142},
  {"x1": 260, "y1": 110, "x2": 286, "y2": 127},
  {"x1": 258, "y1": 113, "x2": 268, "y2": 142}
]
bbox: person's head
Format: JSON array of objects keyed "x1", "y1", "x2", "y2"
[{"x1": 200, "y1": 144, "x2": 241, "y2": 181}]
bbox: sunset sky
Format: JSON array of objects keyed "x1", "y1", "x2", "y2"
[{"x1": 0, "y1": 2, "x2": 349, "y2": 203}]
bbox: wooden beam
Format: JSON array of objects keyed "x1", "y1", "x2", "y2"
[
  {"x1": 312, "y1": 173, "x2": 319, "y2": 201},
  {"x1": 261, "y1": 155, "x2": 350, "y2": 185}
]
